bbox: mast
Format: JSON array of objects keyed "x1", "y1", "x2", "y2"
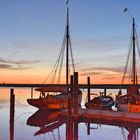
[
  {"x1": 132, "y1": 18, "x2": 136, "y2": 85},
  {"x1": 66, "y1": 5, "x2": 69, "y2": 90}
]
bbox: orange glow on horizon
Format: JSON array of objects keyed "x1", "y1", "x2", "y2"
[{"x1": 0, "y1": 74, "x2": 127, "y2": 84}]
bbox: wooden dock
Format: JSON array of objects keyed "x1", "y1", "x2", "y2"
[{"x1": 60, "y1": 108, "x2": 140, "y2": 127}]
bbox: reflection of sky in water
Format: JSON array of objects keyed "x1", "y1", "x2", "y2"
[{"x1": 0, "y1": 87, "x2": 140, "y2": 140}]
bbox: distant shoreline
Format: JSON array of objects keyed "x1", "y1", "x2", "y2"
[{"x1": 0, "y1": 83, "x2": 139, "y2": 89}]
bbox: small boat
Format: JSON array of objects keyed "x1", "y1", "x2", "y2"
[
  {"x1": 27, "y1": 87, "x2": 68, "y2": 110},
  {"x1": 27, "y1": 88, "x2": 82, "y2": 110},
  {"x1": 85, "y1": 92, "x2": 114, "y2": 110},
  {"x1": 27, "y1": 2, "x2": 82, "y2": 110},
  {"x1": 116, "y1": 18, "x2": 140, "y2": 112}
]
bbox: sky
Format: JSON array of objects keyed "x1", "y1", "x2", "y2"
[{"x1": 0, "y1": 0, "x2": 140, "y2": 84}]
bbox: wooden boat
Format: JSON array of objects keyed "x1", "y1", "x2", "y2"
[
  {"x1": 85, "y1": 93, "x2": 114, "y2": 110},
  {"x1": 27, "y1": 88, "x2": 82, "y2": 110},
  {"x1": 27, "y1": 3, "x2": 82, "y2": 110},
  {"x1": 27, "y1": 87, "x2": 68, "y2": 110},
  {"x1": 116, "y1": 18, "x2": 140, "y2": 112}
]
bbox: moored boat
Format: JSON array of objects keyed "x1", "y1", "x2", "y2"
[
  {"x1": 116, "y1": 17, "x2": 140, "y2": 112},
  {"x1": 27, "y1": 2, "x2": 82, "y2": 110},
  {"x1": 85, "y1": 93, "x2": 114, "y2": 110}
]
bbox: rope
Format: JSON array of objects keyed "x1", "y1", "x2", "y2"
[
  {"x1": 58, "y1": 36, "x2": 66, "y2": 84},
  {"x1": 69, "y1": 35, "x2": 75, "y2": 72},
  {"x1": 119, "y1": 39, "x2": 132, "y2": 91}
]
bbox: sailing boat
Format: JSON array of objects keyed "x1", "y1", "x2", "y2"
[
  {"x1": 27, "y1": 3, "x2": 82, "y2": 110},
  {"x1": 116, "y1": 18, "x2": 140, "y2": 112}
]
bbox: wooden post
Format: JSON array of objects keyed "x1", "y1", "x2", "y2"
[
  {"x1": 87, "y1": 77, "x2": 91, "y2": 135},
  {"x1": 73, "y1": 72, "x2": 79, "y2": 140},
  {"x1": 87, "y1": 77, "x2": 90, "y2": 103},
  {"x1": 10, "y1": 88, "x2": 15, "y2": 140},
  {"x1": 87, "y1": 123, "x2": 90, "y2": 135},
  {"x1": 66, "y1": 75, "x2": 73, "y2": 140},
  {"x1": 104, "y1": 88, "x2": 106, "y2": 96},
  {"x1": 74, "y1": 120, "x2": 78, "y2": 140},
  {"x1": 74, "y1": 72, "x2": 78, "y2": 116},
  {"x1": 70, "y1": 75, "x2": 74, "y2": 107},
  {"x1": 31, "y1": 87, "x2": 33, "y2": 99}
]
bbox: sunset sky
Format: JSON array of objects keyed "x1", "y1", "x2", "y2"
[{"x1": 0, "y1": 0, "x2": 140, "y2": 84}]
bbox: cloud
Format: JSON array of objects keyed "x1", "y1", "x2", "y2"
[
  {"x1": 80, "y1": 71, "x2": 101, "y2": 76},
  {"x1": 0, "y1": 64, "x2": 13, "y2": 69},
  {"x1": 0, "y1": 63, "x2": 30, "y2": 70},
  {"x1": 0, "y1": 58, "x2": 40, "y2": 70},
  {"x1": 0, "y1": 58, "x2": 40, "y2": 65}
]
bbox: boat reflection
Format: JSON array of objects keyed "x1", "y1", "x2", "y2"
[
  {"x1": 27, "y1": 109, "x2": 65, "y2": 136},
  {"x1": 26, "y1": 109, "x2": 139, "y2": 140}
]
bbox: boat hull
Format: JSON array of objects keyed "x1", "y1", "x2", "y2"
[
  {"x1": 27, "y1": 96, "x2": 68, "y2": 110},
  {"x1": 85, "y1": 96, "x2": 114, "y2": 110},
  {"x1": 117, "y1": 103, "x2": 140, "y2": 113}
]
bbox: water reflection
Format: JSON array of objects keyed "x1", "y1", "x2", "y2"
[
  {"x1": 26, "y1": 109, "x2": 139, "y2": 140},
  {"x1": 27, "y1": 110, "x2": 65, "y2": 136}
]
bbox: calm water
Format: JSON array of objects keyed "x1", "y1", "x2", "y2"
[{"x1": 0, "y1": 87, "x2": 139, "y2": 140}]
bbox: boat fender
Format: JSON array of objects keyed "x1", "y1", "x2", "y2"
[{"x1": 111, "y1": 105, "x2": 118, "y2": 111}]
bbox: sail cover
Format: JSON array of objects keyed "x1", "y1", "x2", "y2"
[{"x1": 35, "y1": 85, "x2": 67, "y2": 93}]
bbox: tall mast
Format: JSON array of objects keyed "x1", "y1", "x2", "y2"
[
  {"x1": 66, "y1": 5, "x2": 69, "y2": 89},
  {"x1": 132, "y1": 18, "x2": 136, "y2": 85}
]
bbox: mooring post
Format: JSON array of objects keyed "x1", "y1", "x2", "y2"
[
  {"x1": 87, "y1": 77, "x2": 91, "y2": 135},
  {"x1": 104, "y1": 88, "x2": 107, "y2": 96},
  {"x1": 73, "y1": 72, "x2": 79, "y2": 140},
  {"x1": 10, "y1": 88, "x2": 15, "y2": 140},
  {"x1": 74, "y1": 72, "x2": 78, "y2": 116},
  {"x1": 87, "y1": 77, "x2": 90, "y2": 103},
  {"x1": 31, "y1": 87, "x2": 33, "y2": 99},
  {"x1": 87, "y1": 123, "x2": 90, "y2": 135},
  {"x1": 70, "y1": 75, "x2": 74, "y2": 107},
  {"x1": 66, "y1": 75, "x2": 73, "y2": 140}
]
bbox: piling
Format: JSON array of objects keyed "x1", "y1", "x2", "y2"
[
  {"x1": 31, "y1": 87, "x2": 33, "y2": 99},
  {"x1": 66, "y1": 75, "x2": 73, "y2": 140},
  {"x1": 73, "y1": 72, "x2": 79, "y2": 140},
  {"x1": 87, "y1": 77, "x2": 90, "y2": 135},
  {"x1": 104, "y1": 88, "x2": 107, "y2": 96},
  {"x1": 87, "y1": 77, "x2": 90, "y2": 103},
  {"x1": 87, "y1": 123, "x2": 90, "y2": 135},
  {"x1": 74, "y1": 72, "x2": 78, "y2": 116},
  {"x1": 10, "y1": 88, "x2": 15, "y2": 140}
]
